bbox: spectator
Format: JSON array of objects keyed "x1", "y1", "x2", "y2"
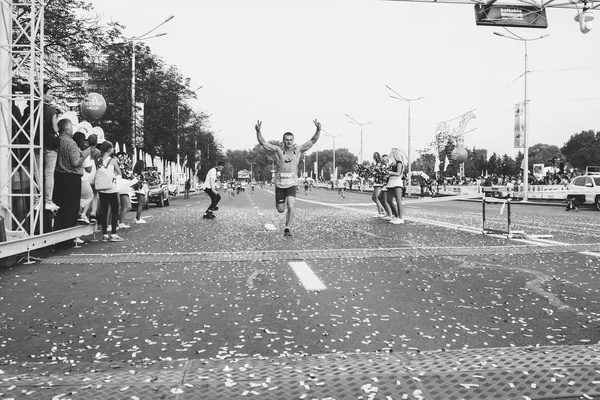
[
  {"x1": 22, "y1": 84, "x2": 60, "y2": 211},
  {"x1": 115, "y1": 152, "x2": 135, "y2": 229},
  {"x1": 386, "y1": 148, "x2": 407, "y2": 225},
  {"x1": 53, "y1": 119, "x2": 91, "y2": 230},
  {"x1": 87, "y1": 133, "x2": 102, "y2": 223},
  {"x1": 132, "y1": 160, "x2": 148, "y2": 224},
  {"x1": 184, "y1": 179, "x2": 191, "y2": 199},
  {"x1": 72, "y1": 131, "x2": 93, "y2": 226},
  {"x1": 97, "y1": 141, "x2": 124, "y2": 242}
]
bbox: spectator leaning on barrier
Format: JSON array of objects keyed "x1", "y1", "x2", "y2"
[{"x1": 54, "y1": 119, "x2": 91, "y2": 230}]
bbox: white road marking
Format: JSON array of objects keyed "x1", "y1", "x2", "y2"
[
  {"x1": 289, "y1": 261, "x2": 326, "y2": 291},
  {"x1": 580, "y1": 251, "x2": 600, "y2": 257},
  {"x1": 247, "y1": 270, "x2": 262, "y2": 289}
]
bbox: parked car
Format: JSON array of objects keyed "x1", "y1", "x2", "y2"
[
  {"x1": 566, "y1": 174, "x2": 600, "y2": 210},
  {"x1": 139, "y1": 169, "x2": 170, "y2": 207}
]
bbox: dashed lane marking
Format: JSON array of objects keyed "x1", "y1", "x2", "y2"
[{"x1": 289, "y1": 261, "x2": 326, "y2": 291}]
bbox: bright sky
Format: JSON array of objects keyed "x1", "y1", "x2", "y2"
[{"x1": 90, "y1": 0, "x2": 600, "y2": 162}]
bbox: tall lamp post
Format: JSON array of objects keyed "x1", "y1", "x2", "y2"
[
  {"x1": 345, "y1": 114, "x2": 371, "y2": 164},
  {"x1": 130, "y1": 15, "x2": 174, "y2": 152},
  {"x1": 493, "y1": 30, "x2": 549, "y2": 202},
  {"x1": 322, "y1": 129, "x2": 343, "y2": 182},
  {"x1": 249, "y1": 162, "x2": 255, "y2": 181},
  {"x1": 385, "y1": 85, "x2": 424, "y2": 196},
  {"x1": 177, "y1": 85, "x2": 203, "y2": 169}
]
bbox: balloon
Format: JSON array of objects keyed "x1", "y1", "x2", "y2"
[
  {"x1": 450, "y1": 146, "x2": 468, "y2": 163},
  {"x1": 80, "y1": 92, "x2": 107, "y2": 120},
  {"x1": 92, "y1": 126, "x2": 105, "y2": 144},
  {"x1": 60, "y1": 111, "x2": 78, "y2": 127},
  {"x1": 75, "y1": 121, "x2": 93, "y2": 138}
]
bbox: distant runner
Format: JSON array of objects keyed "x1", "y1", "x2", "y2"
[{"x1": 256, "y1": 119, "x2": 321, "y2": 236}]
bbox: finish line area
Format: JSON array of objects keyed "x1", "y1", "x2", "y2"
[{"x1": 2, "y1": 345, "x2": 599, "y2": 399}]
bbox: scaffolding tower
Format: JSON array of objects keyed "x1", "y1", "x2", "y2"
[
  {"x1": 1, "y1": 0, "x2": 45, "y2": 240},
  {"x1": 0, "y1": 1, "x2": 93, "y2": 262}
]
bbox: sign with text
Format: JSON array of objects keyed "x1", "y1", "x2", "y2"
[{"x1": 475, "y1": 4, "x2": 548, "y2": 28}]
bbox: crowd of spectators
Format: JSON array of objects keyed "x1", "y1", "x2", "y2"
[{"x1": 9, "y1": 83, "x2": 152, "y2": 245}]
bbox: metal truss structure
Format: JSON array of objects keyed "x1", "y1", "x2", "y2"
[
  {"x1": 0, "y1": 1, "x2": 94, "y2": 262},
  {"x1": 0, "y1": 0, "x2": 45, "y2": 240}
]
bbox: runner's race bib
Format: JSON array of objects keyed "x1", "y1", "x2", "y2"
[{"x1": 277, "y1": 172, "x2": 296, "y2": 186}]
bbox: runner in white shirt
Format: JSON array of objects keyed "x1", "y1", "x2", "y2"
[
  {"x1": 203, "y1": 161, "x2": 225, "y2": 219},
  {"x1": 256, "y1": 119, "x2": 321, "y2": 237}
]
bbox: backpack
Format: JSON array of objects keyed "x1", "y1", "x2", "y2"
[{"x1": 94, "y1": 157, "x2": 115, "y2": 191}]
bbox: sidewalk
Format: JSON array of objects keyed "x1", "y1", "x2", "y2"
[{"x1": 2, "y1": 345, "x2": 599, "y2": 399}]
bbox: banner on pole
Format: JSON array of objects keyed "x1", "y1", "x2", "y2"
[{"x1": 514, "y1": 102, "x2": 525, "y2": 148}]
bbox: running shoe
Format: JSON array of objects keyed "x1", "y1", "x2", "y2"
[
  {"x1": 390, "y1": 218, "x2": 405, "y2": 225},
  {"x1": 77, "y1": 214, "x2": 90, "y2": 225},
  {"x1": 102, "y1": 234, "x2": 110, "y2": 242},
  {"x1": 118, "y1": 223, "x2": 131, "y2": 229},
  {"x1": 134, "y1": 218, "x2": 147, "y2": 224},
  {"x1": 283, "y1": 227, "x2": 292, "y2": 237},
  {"x1": 203, "y1": 213, "x2": 215, "y2": 219},
  {"x1": 89, "y1": 215, "x2": 97, "y2": 223},
  {"x1": 74, "y1": 237, "x2": 84, "y2": 244},
  {"x1": 109, "y1": 234, "x2": 125, "y2": 242}
]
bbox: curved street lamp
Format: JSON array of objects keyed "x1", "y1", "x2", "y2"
[
  {"x1": 386, "y1": 85, "x2": 424, "y2": 196},
  {"x1": 322, "y1": 129, "x2": 343, "y2": 181},
  {"x1": 130, "y1": 15, "x2": 175, "y2": 150}
]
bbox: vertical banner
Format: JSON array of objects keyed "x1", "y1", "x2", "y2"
[
  {"x1": 314, "y1": 162, "x2": 317, "y2": 178},
  {"x1": 135, "y1": 102, "x2": 145, "y2": 148},
  {"x1": 514, "y1": 102, "x2": 525, "y2": 148}
]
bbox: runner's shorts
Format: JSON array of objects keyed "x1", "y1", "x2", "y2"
[{"x1": 275, "y1": 186, "x2": 297, "y2": 204}]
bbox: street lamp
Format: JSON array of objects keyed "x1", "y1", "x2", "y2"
[
  {"x1": 130, "y1": 15, "x2": 174, "y2": 151},
  {"x1": 345, "y1": 114, "x2": 371, "y2": 164},
  {"x1": 249, "y1": 162, "x2": 255, "y2": 181},
  {"x1": 385, "y1": 85, "x2": 424, "y2": 196},
  {"x1": 322, "y1": 129, "x2": 343, "y2": 182},
  {"x1": 494, "y1": 30, "x2": 549, "y2": 202},
  {"x1": 177, "y1": 85, "x2": 204, "y2": 168}
]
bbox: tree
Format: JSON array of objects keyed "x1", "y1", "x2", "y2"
[
  {"x1": 528, "y1": 143, "x2": 562, "y2": 169},
  {"x1": 411, "y1": 153, "x2": 435, "y2": 178},
  {"x1": 561, "y1": 130, "x2": 600, "y2": 170},
  {"x1": 13, "y1": 0, "x2": 122, "y2": 96},
  {"x1": 487, "y1": 153, "x2": 500, "y2": 176}
]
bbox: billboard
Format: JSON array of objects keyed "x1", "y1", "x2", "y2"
[
  {"x1": 237, "y1": 169, "x2": 250, "y2": 179},
  {"x1": 475, "y1": 4, "x2": 548, "y2": 29}
]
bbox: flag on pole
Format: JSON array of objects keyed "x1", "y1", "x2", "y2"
[{"x1": 443, "y1": 155, "x2": 449, "y2": 171}]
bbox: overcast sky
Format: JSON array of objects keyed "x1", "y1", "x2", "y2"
[{"x1": 89, "y1": 0, "x2": 600, "y2": 162}]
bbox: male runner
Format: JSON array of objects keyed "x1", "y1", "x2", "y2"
[
  {"x1": 203, "y1": 161, "x2": 225, "y2": 219},
  {"x1": 256, "y1": 119, "x2": 321, "y2": 236}
]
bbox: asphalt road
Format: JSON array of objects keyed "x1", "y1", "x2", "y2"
[{"x1": 1, "y1": 186, "x2": 599, "y2": 368}]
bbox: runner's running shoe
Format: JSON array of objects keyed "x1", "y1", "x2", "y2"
[{"x1": 283, "y1": 227, "x2": 292, "y2": 237}]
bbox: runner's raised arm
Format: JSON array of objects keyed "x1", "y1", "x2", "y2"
[
  {"x1": 256, "y1": 120, "x2": 279, "y2": 153},
  {"x1": 299, "y1": 119, "x2": 322, "y2": 153}
]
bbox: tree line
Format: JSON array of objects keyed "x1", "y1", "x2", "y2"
[{"x1": 12, "y1": 0, "x2": 223, "y2": 179}]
